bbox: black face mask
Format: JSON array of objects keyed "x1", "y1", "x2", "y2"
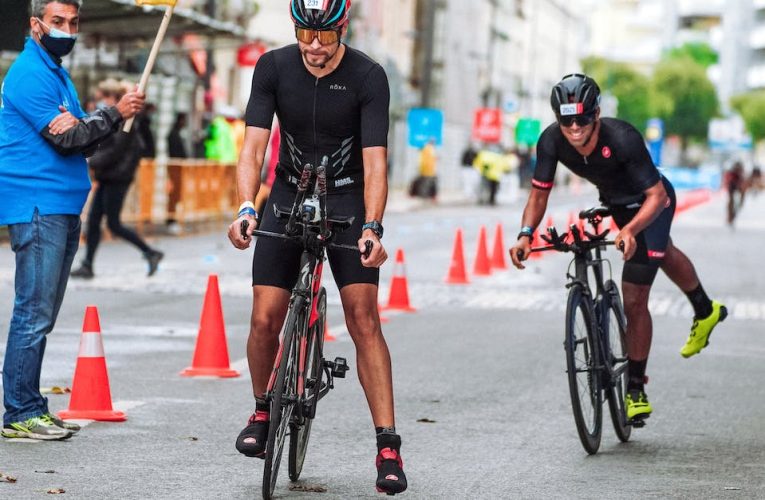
[{"x1": 36, "y1": 18, "x2": 77, "y2": 58}]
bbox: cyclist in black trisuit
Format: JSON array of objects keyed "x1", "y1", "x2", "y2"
[
  {"x1": 226, "y1": 0, "x2": 406, "y2": 494},
  {"x1": 509, "y1": 74, "x2": 727, "y2": 424}
]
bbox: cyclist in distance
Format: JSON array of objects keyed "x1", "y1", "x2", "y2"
[
  {"x1": 509, "y1": 74, "x2": 727, "y2": 424},
  {"x1": 226, "y1": 0, "x2": 406, "y2": 494}
]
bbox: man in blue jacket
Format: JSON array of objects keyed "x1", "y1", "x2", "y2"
[{"x1": 0, "y1": 0, "x2": 145, "y2": 440}]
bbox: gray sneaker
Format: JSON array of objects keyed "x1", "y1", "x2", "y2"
[
  {"x1": 1, "y1": 416, "x2": 72, "y2": 440},
  {"x1": 43, "y1": 413, "x2": 81, "y2": 433}
]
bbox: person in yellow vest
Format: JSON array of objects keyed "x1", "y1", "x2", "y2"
[
  {"x1": 412, "y1": 137, "x2": 438, "y2": 200},
  {"x1": 473, "y1": 148, "x2": 514, "y2": 205}
]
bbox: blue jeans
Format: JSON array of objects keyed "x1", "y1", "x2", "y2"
[{"x1": 3, "y1": 210, "x2": 80, "y2": 425}]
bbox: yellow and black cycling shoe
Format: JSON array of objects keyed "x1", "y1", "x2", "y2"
[
  {"x1": 626, "y1": 390, "x2": 652, "y2": 425},
  {"x1": 681, "y1": 300, "x2": 728, "y2": 358}
]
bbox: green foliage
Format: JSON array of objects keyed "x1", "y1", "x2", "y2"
[
  {"x1": 731, "y1": 91, "x2": 765, "y2": 142},
  {"x1": 667, "y1": 42, "x2": 718, "y2": 68},
  {"x1": 651, "y1": 57, "x2": 718, "y2": 142},
  {"x1": 581, "y1": 56, "x2": 653, "y2": 131}
]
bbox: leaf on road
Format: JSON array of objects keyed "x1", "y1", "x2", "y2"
[
  {"x1": 40, "y1": 387, "x2": 71, "y2": 395},
  {"x1": 0, "y1": 472, "x2": 17, "y2": 483},
  {"x1": 46, "y1": 488, "x2": 65, "y2": 494},
  {"x1": 417, "y1": 418, "x2": 437, "y2": 423},
  {"x1": 289, "y1": 484, "x2": 327, "y2": 493},
  {"x1": 35, "y1": 470, "x2": 56, "y2": 474},
  {"x1": 186, "y1": 437, "x2": 199, "y2": 441}
]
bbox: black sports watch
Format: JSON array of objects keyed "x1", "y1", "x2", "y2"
[{"x1": 362, "y1": 220, "x2": 384, "y2": 239}]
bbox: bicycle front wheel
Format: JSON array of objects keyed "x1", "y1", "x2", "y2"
[
  {"x1": 603, "y1": 280, "x2": 631, "y2": 443},
  {"x1": 565, "y1": 285, "x2": 602, "y2": 454},
  {"x1": 262, "y1": 302, "x2": 304, "y2": 500},
  {"x1": 288, "y1": 288, "x2": 327, "y2": 481}
]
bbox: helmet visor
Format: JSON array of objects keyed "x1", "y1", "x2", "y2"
[{"x1": 295, "y1": 27, "x2": 341, "y2": 45}]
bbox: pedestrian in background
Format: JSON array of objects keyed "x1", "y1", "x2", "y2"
[
  {"x1": 0, "y1": 0, "x2": 144, "y2": 440},
  {"x1": 165, "y1": 112, "x2": 188, "y2": 234},
  {"x1": 71, "y1": 79, "x2": 163, "y2": 279},
  {"x1": 724, "y1": 161, "x2": 746, "y2": 227}
]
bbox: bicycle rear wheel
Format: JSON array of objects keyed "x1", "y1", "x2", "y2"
[
  {"x1": 565, "y1": 285, "x2": 602, "y2": 454},
  {"x1": 262, "y1": 302, "x2": 304, "y2": 500},
  {"x1": 603, "y1": 280, "x2": 632, "y2": 442},
  {"x1": 288, "y1": 288, "x2": 327, "y2": 481}
]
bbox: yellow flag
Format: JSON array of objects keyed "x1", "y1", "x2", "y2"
[{"x1": 135, "y1": 0, "x2": 177, "y2": 6}]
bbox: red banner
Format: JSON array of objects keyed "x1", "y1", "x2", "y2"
[
  {"x1": 472, "y1": 108, "x2": 502, "y2": 143},
  {"x1": 237, "y1": 42, "x2": 267, "y2": 67}
]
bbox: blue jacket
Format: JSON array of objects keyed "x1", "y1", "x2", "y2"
[{"x1": 0, "y1": 38, "x2": 89, "y2": 225}]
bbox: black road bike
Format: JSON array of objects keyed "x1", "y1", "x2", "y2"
[
  {"x1": 530, "y1": 207, "x2": 632, "y2": 454},
  {"x1": 242, "y1": 158, "x2": 371, "y2": 499}
]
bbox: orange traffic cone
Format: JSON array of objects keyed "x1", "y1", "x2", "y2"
[
  {"x1": 323, "y1": 320, "x2": 336, "y2": 342},
  {"x1": 180, "y1": 275, "x2": 240, "y2": 377},
  {"x1": 384, "y1": 249, "x2": 416, "y2": 312},
  {"x1": 58, "y1": 306, "x2": 126, "y2": 422},
  {"x1": 378, "y1": 304, "x2": 390, "y2": 324},
  {"x1": 473, "y1": 226, "x2": 492, "y2": 276},
  {"x1": 610, "y1": 216, "x2": 619, "y2": 233},
  {"x1": 445, "y1": 229, "x2": 469, "y2": 284},
  {"x1": 490, "y1": 223, "x2": 507, "y2": 270}
]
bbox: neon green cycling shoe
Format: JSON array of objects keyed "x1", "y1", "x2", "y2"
[
  {"x1": 625, "y1": 390, "x2": 652, "y2": 422},
  {"x1": 681, "y1": 300, "x2": 728, "y2": 358}
]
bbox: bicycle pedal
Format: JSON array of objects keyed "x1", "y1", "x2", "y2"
[
  {"x1": 628, "y1": 417, "x2": 647, "y2": 428},
  {"x1": 330, "y1": 356, "x2": 349, "y2": 378}
]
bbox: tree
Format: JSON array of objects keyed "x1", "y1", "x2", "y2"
[
  {"x1": 667, "y1": 42, "x2": 718, "y2": 69},
  {"x1": 730, "y1": 91, "x2": 765, "y2": 142},
  {"x1": 581, "y1": 57, "x2": 653, "y2": 132},
  {"x1": 651, "y1": 56, "x2": 719, "y2": 157}
]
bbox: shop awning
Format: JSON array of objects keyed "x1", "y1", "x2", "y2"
[{"x1": 79, "y1": 0, "x2": 247, "y2": 40}]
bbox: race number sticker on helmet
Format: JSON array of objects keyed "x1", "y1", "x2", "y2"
[
  {"x1": 559, "y1": 103, "x2": 584, "y2": 116},
  {"x1": 304, "y1": 0, "x2": 325, "y2": 9}
]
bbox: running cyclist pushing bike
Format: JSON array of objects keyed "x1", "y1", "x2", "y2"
[
  {"x1": 510, "y1": 74, "x2": 727, "y2": 427},
  {"x1": 227, "y1": 0, "x2": 406, "y2": 495}
]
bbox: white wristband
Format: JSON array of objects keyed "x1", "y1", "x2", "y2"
[{"x1": 238, "y1": 201, "x2": 255, "y2": 212}]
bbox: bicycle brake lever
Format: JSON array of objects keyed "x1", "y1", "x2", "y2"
[{"x1": 362, "y1": 240, "x2": 373, "y2": 258}]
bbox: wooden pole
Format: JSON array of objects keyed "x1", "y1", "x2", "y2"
[{"x1": 123, "y1": 5, "x2": 175, "y2": 132}]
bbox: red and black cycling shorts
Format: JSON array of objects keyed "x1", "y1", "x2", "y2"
[
  {"x1": 251, "y1": 177, "x2": 379, "y2": 291},
  {"x1": 609, "y1": 177, "x2": 676, "y2": 286}
]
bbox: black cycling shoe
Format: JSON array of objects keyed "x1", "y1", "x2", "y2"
[
  {"x1": 235, "y1": 411, "x2": 269, "y2": 458},
  {"x1": 375, "y1": 434, "x2": 407, "y2": 496}
]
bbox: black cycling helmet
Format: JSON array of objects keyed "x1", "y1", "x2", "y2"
[
  {"x1": 290, "y1": 0, "x2": 352, "y2": 30},
  {"x1": 550, "y1": 73, "x2": 601, "y2": 117}
]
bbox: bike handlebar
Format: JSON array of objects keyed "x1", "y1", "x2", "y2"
[{"x1": 240, "y1": 221, "x2": 374, "y2": 258}]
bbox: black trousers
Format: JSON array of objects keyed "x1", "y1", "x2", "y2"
[{"x1": 84, "y1": 181, "x2": 151, "y2": 265}]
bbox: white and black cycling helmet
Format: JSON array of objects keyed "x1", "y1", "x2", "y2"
[
  {"x1": 290, "y1": 0, "x2": 352, "y2": 30},
  {"x1": 550, "y1": 73, "x2": 601, "y2": 118}
]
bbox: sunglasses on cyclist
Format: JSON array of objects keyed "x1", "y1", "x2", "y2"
[
  {"x1": 558, "y1": 112, "x2": 597, "y2": 128},
  {"x1": 295, "y1": 27, "x2": 341, "y2": 45}
]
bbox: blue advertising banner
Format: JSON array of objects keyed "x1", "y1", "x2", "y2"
[
  {"x1": 645, "y1": 118, "x2": 663, "y2": 166},
  {"x1": 407, "y1": 108, "x2": 443, "y2": 148}
]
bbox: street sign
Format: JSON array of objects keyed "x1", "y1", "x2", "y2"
[
  {"x1": 407, "y1": 108, "x2": 443, "y2": 148},
  {"x1": 514, "y1": 117, "x2": 541, "y2": 146},
  {"x1": 472, "y1": 108, "x2": 502, "y2": 143}
]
